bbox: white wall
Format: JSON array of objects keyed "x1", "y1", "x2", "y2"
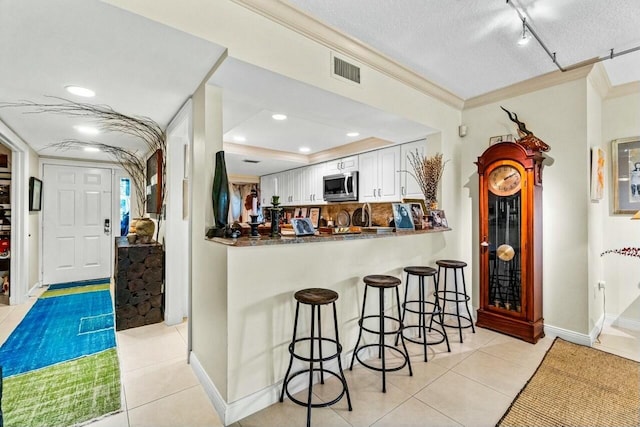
[{"x1": 602, "y1": 91, "x2": 640, "y2": 325}]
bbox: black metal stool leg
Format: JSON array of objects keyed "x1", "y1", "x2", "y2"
[
  {"x1": 317, "y1": 307, "x2": 324, "y2": 384},
  {"x1": 461, "y1": 268, "x2": 475, "y2": 334},
  {"x1": 395, "y1": 285, "x2": 412, "y2": 376},
  {"x1": 419, "y1": 275, "x2": 428, "y2": 362},
  {"x1": 379, "y1": 287, "x2": 386, "y2": 392},
  {"x1": 280, "y1": 301, "x2": 301, "y2": 402},
  {"x1": 306, "y1": 305, "x2": 315, "y2": 427},
  {"x1": 332, "y1": 302, "x2": 352, "y2": 411},
  {"x1": 453, "y1": 268, "x2": 463, "y2": 342},
  {"x1": 434, "y1": 274, "x2": 450, "y2": 352},
  {"x1": 350, "y1": 285, "x2": 368, "y2": 370},
  {"x1": 395, "y1": 272, "x2": 410, "y2": 347}
]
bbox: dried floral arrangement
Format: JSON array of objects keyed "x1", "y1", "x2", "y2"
[
  {"x1": 405, "y1": 150, "x2": 447, "y2": 205},
  {"x1": 601, "y1": 247, "x2": 640, "y2": 258},
  {"x1": 0, "y1": 97, "x2": 165, "y2": 218}
]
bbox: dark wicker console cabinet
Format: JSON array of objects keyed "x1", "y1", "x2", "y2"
[{"x1": 114, "y1": 237, "x2": 164, "y2": 330}]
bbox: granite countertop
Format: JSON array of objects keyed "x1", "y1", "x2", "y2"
[{"x1": 206, "y1": 227, "x2": 451, "y2": 247}]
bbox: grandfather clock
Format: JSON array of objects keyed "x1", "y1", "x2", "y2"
[{"x1": 476, "y1": 142, "x2": 545, "y2": 343}]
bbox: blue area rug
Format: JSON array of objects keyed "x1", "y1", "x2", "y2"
[
  {"x1": 47, "y1": 278, "x2": 113, "y2": 290},
  {"x1": 0, "y1": 280, "x2": 116, "y2": 377}
]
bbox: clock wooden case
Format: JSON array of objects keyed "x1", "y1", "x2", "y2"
[{"x1": 476, "y1": 142, "x2": 545, "y2": 343}]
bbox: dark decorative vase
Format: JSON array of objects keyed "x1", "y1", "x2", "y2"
[{"x1": 210, "y1": 150, "x2": 230, "y2": 238}]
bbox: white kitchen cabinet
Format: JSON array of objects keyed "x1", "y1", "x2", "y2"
[
  {"x1": 303, "y1": 163, "x2": 325, "y2": 204},
  {"x1": 359, "y1": 146, "x2": 401, "y2": 202},
  {"x1": 400, "y1": 139, "x2": 427, "y2": 199},
  {"x1": 260, "y1": 174, "x2": 277, "y2": 206},
  {"x1": 324, "y1": 155, "x2": 358, "y2": 174}
]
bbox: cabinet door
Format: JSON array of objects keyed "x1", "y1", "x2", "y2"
[
  {"x1": 260, "y1": 174, "x2": 276, "y2": 206},
  {"x1": 358, "y1": 151, "x2": 379, "y2": 202},
  {"x1": 377, "y1": 146, "x2": 401, "y2": 202},
  {"x1": 305, "y1": 163, "x2": 325, "y2": 204},
  {"x1": 400, "y1": 139, "x2": 427, "y2": 199},
  {"x1": 325, "y1": 156, "x2": 358, "y2": 174},
  {"x1": 289, "y1": 168, "x2": 304, "y2": 205}
]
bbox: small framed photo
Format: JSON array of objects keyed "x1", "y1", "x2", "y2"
[
  {"x1": 422, "y1": 215, "x2": 434, "y2": 230},
  {"x1": 392, "y1": 203, "x2": 415, "y2": 231},
  {"x1": 308, "y1": 207, "x2": 321, "y2": 228},
  {"x1": 612, "y1": 137, "x2": 640, "y2": 213},
  {"x1": 428, "y1": 209, "x2": 447, "y2": 228},
  {"x1": 291, "y1": 217, "x2": 315, "y2": 236},
  {"x1": 29, "y1": 177, "x2": 42, "y2": 211},
  {"x1": 489, "y1": 134, "x2": 514, "y2": 145},
  {"x1": 293, "y1": 207, "x2": 308, "y2": 218}
]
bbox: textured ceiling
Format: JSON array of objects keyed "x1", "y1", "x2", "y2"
[{"x1": 286, "y1": 0, "x2": 640, "y2": 99}]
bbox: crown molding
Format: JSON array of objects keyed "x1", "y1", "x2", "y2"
[
  {"x1": 308, "y1": 137, "x2": 393, "y2": 163},
  {"x1": 606, "y1": 81, "x2": 640, "y2": 100},
  {"x1": 231, "y1": 0, "x2": 464, "y2": 110},
  {"x1": 223, "y1": 142, "x2": 309, "y2": 164},
  {"x1": 463, "y1": 65, "x2": 595, "y2": 110}
]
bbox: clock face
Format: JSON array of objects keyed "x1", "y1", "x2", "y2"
[{"x1": 488, "y1": 165, "x2": 521, "y2": 196}]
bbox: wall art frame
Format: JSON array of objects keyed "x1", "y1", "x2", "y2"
[
  {"x1": 612, "y1": 136, "x2": 640, "y2": 214},
  {"x1": 29, "y1": 177, "x2": 42, "y2": 211},
  {"x1": 146, "y1": 149, "x2": 163, "y2": 214}
]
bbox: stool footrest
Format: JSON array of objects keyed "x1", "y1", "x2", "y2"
[
  {"x1": 436, "y1": 290, "x2": 471, "y2": 303},
  {"x1": 282, "y1": 369, "x2": 349, "y2": 408},
  {"x1": 358, "y1": 314, "x2": 404, "y2": 336},
  {"x1": 400, "y1": 326, "x2": 448, "y2": 346},
  {"x1": 402, "y1": 300, "x2": 442, "y2": 316},
  {"x1": 288, "y1": 337, "x2": 342, "y2": 363},
  {"x1": 353, "y1": 344, "x2": 410, "y2": 373}
]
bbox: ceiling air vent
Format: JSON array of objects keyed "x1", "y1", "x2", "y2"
[
  {"x1": 243, "y1": 159, "x2": 260, "y2": 164},
  {"x1": 332, "y1": 54, "x2": 361, "y2": 84}
]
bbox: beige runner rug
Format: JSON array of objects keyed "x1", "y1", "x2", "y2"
[{"x1": 498, "y1": 338, "x2": 639, "y2": 427}]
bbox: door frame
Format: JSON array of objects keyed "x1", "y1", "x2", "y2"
[
  {"x1": 0, "y1": 122, "x2": 29, "y2": 305},
  {"x1": 39, "y1": 158, "x2": 123, "y2": 286}
]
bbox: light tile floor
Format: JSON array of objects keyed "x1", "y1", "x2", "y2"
[{"x1": 1, "y1": 292, "x2": 638, "y2": 427}]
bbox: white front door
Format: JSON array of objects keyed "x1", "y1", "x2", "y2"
[{"x1": 42, "y1": 164, "x2": 112, "y2": 285}]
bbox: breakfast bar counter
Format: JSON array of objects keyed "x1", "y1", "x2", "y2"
[{"x1": 198, "y1": 227, "x2": 455, "y2": 423}]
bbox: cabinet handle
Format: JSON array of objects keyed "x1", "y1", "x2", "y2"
[
  {"x1": 401, "y1": 186, "x2": 405, "y2": 196},
  {"x1": 378, "y1": 188, "x2": 381, "y2": 197},
  {"x1": 340, "y1": 161, "x2": 344, "y2": 169}
]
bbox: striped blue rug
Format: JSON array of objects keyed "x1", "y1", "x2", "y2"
[{"x1": 0, "y1": 279, "x2": 116, "y2": 377}]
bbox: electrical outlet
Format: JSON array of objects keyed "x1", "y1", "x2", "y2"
[{"x1": 598, "y1": 280, "x2": 606, "y2": 290}]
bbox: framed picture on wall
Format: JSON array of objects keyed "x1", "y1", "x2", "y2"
[
  {"x1": 590, "y1": 146, "x2": 605, "y2": 201},
  {"x1": 612, "y1": 137, "x2": 640, "y2": 214},
  {"x1": 29, "y1": 177, "x2": 42, "y2": 211}
]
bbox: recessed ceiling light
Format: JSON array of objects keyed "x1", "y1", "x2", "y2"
[
  {"x1": 272, "y1": 114, "x2": 287, "y2": 121},
  {"x1": 65, "y1": 85, "x2": 95, "y2": 97},
  {"x1": 74, "y1": 125, "x2": 100, "y2": 135},
  {"x1": 299, "y1": 147, "x2": 311, "y2": 153},
  {"x1": 346, "y1": 132, "x2": 360, "y2": 137},
  {"x1": 233, "y1": 135, "x2": 246, "y2": 142},
  {"x1": 83, "y1": 146, "x2": 101, "y2": 152}
]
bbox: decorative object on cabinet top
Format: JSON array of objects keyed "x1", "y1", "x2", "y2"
[{"x1": 500, "y1": 106, "x2": 550, "y2": 152}]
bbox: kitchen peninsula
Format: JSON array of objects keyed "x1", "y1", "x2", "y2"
[{"x1": 200, "y1": 226, "x2": 452, "y2": 423}]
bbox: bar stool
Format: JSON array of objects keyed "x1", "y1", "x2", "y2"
[
  {"x1": 434, "y1": 260, "x2": 475, "y2": 342},
  {"x1": 280, "y1": 288, "x2": 352, "y2": 427},
  {"x1": 350, "y1": 275, "x2": 412, "y2": 392},
  {"x1": 395, "y1": 266, "x2": 450, "y2": 361}
]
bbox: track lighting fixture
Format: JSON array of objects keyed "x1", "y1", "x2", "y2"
[{"x1": 517, "y1": 18, "x2": 530, "y2": 46}]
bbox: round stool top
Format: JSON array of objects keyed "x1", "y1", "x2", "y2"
[
  {"x1": 363, "y1": 275, "x2": 401, "y2": 288},
  {"x1": 404, "y1": 266, "x2": 437, "y2": 276},
  {"x1": 294, "y1": 288, "x2": 338, "y2": 305},
  {"x1": 436, "y1": 259, "x2": 467, "y2": 268}
]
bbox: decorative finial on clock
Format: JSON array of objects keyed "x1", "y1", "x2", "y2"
[{"x1": 500, "y1": 106, "x2": 550, "y2": 152}]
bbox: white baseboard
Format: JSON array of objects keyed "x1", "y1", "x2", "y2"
[
  {"x1": 190, "y1": 346, "x2": 369, "y2": 425},
  {"x1": 27, "y1": 281, "x2": 42, "y2": 297},
  {"x1": 544, "y1": 323, "x2": 593, "y2": 346}
]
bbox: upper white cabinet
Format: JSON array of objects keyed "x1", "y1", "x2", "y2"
[
  {"x1": 303, "y1": 163, "x2": 326, "y2": 204},
  {"x1": 278, "y1": 169, "x2": 304, "y2": 206},
  {"x1": 400, "y1": 139, "x2": 428, "y2": 199},
  {"x1": 260, "y1": 174, "x2": 277, "y2": 206},
  {"x1": 325, "y1": 155, "x2": 358, "y2": 174},
  {"x1": 359, "y1": 146, "x2": 401, "y2": 202}
]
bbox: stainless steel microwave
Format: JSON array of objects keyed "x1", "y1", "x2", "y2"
[{"x1": 323, "y1": 172, "x2": 358, "y2": 202}]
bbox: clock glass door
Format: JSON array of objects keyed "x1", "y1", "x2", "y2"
[{"x1": 487, "y1": 188, "x2": 522, "y2": 313}]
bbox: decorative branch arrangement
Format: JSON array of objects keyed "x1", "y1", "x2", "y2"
[
  {"x1": 601, "y1": 247, "x2": 640, "y2": 258},
  {"x1": 0, "y1": 97, "x2": 166, "y2": 238},
  {"x1": 405, "y1": 150, "x2": 446, "y2": 206}
]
